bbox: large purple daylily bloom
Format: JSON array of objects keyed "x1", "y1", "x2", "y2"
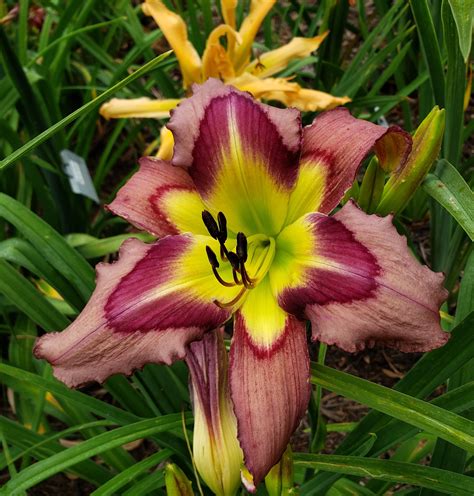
[{"x1": 35, "y1": 79, "x2": 448, "y2": 485}]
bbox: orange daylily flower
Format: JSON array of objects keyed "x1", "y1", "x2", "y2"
[{"x1": 100, "y1": 0, "x2": 350, "y2": 158}]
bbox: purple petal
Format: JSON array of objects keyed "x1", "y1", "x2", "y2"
[
  {"x1": 107, "y1": 157, "x2": 208, "y2": 237},
  {"x1": 34, "y1": 235, "x2": 238, "y2": 387},
  {"x1": 229, "y1": 312, "x2": 310, "y2": 486},
  {"x1": 168, "y1": 79, "x2": 302, "y2": 235},
  {"x1": 286, "y1": 108, "x2": 412, "y2": 224},
  {"x1": 279, "y1": 202, "x2": 448, "y2": 352}
]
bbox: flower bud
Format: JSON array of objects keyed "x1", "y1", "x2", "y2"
[
  {"x1": 165, "y1": 464, "x2": 194, "y2": 496},
  {"x1": 186, "y1": 330, "x2": 243, "y2": 496},
  {"x1": 357, "y1": 156, "x2": 385, "y2": 214},
  {"x1": 264, "y1": 446, "x2": 294, "y2": 495},
  {"x1": 377, "y1": 106, "x2": 445, "y2": 215}
]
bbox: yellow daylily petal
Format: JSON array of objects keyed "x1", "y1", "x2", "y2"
[
  {"x1": 220, "y1": 0, "x2": 238, "y2": 29},
  {"x1": 231, "y1": 74, "x2": 350, "y2": 112},
  {"x1": 233, "y1": 0, "x2": 276, "y2": 73},
  {"x1": 156, "y1": 126, "x2": 175, "y2": 160},
  {"x1": 229, "y1": 72, "x2": 300, "y2": 99},
  {"x1": 238, "y1": 275, "x2": 288, "y2": 347},
  {"x1": 100, "y1": 97, "x2": 181, "y2": 120},
  {"x1": 202, "y1": 24, "x2": 242, "y2": 80},
  {"x1": 142, "y1": 0, "x2": 202, "y2": 87},
  {"x1": 271, "y1": 86, "x2": 351, "y2": 112},
  {"x1": 245, "y1": 32, "x2": 328, "y2": 78}
]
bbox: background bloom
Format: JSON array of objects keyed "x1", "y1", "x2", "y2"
[{"x1": 99, "y1": 0, "x2": 350, "y2": 134}]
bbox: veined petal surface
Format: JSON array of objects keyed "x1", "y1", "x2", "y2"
[
  {"x1": 245, "y1": 33, "x2": 328, "y2": 78},
  {"x1": 107, "y1": 157, "x2": 208, "y2": 236},
  {"x1": 156, "y1": 126, "x2": 175, "y2": 161},
  {"x1": 233, "y1": 0, "x2": 276, "y2": 73},
  {"x1": 229, "y1": 310, "x2": 310, "y2": 486},
  {"x1": 274, "y1": 87, "x2": 351, "y2": 112},
  {"x1": 168, "y1": 79, "x2": 302, "y2": 236},
  {"x1": 99, "y1": 97, "x2": 180, "y2": 120},
  {"x1": 34, "y1": 235, "x2": 240, "y2": 387},
  {"x1": 186, "y1": 330, "x2": 243, "y2": 496},
  {"x1": 202, "y1": 25, "x2": 241, "y2": 80},
  {"x1": 285, "y1": 108, "x2": 411, "y2": 224},
  {"x1": 220, "y1": 0, "x2": 238, "y2": 29},
  {"x1": 275, "y1": 202, "x2": 448, "y2": 352},
  {"x1": 143, "y1": 0, "x2": 202, "y2": 87}
]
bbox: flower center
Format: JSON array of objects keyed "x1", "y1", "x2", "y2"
[{"x1": 202, "y1": 210, "x2": 275, "y2": 308}]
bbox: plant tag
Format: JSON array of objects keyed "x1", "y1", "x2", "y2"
[
  {"x1": 374, "y1": 107, "x2": 389, "y2": 128},
  {"x1": 60, "y1": 150, "x2": 100, "y2": 203}
]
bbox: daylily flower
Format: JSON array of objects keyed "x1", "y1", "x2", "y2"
[
  {"x1": 100, "y1": 0, "x2": 350, "y2": 138},
  {"x1": 35, "y1": 79, "x2": 448, "y2": 487}
]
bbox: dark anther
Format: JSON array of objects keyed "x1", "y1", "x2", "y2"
[
  {"x1": 206, "y1": 246, "x2": 220, "y2": 268},
  {"x1": 236, "y1": 232, "x2": 248, "y2": 263},
  {"x1": 227, "y1": 251, "x2": 240, "y2": 270},
  {"x1": 217, "y1": 212, "x2": 227, "y2": 243},
  {"x1": 202, "y1": 210, "x2": 220, "y2": 239}
]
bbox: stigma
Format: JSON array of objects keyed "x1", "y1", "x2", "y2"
[{"x1": 202, "y1": 210, "x2": 275, "y2": 308}]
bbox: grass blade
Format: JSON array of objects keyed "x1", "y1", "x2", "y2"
[
  {"x1": 295, "y1": 454, "x2": 474, "y2": 495},
  {"x1": 423, "y1": 160, "x2": 474, "y2": 241},
  {"x1": 410, "y1": 0, "x2": 446, "y2": 106},
  {"x1": 0, "y1": 50, "x2": 172, "y2": 172},
  {"x1": 1, "y1": 415, "x2": 187, "y2": 495},
  {"x1": 310, "y1": 363, "x2": 474, "y2": 453}
]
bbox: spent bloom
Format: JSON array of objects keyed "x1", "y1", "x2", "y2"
[
  {"x1": 35, "y1": 79, "x2": 448, "y2": 487},
  {"x1": 100, "y1": 0, "x2": 349, "y2": 124}
]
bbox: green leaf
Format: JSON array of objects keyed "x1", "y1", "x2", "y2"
[
  {"x1": 423, "y1": 159, "x2": 474, "y2": 240},
  {"x1": 0, "y1": 237, "x2": 83, "y2": 310},
  {"x1": 327, "y1": 477, "x2": 377, "y2": 495},
  {"x1": 91, "y1": 449, "x2": 172, "y2": 496},
  {"x1": 371, "y1": 381, "x2": 474, "y2": 453},
  {"x1": 0, "y1": 50, "x2": 172, "y2": 172},
  {"x1": 0, "y1": 259, "x2": 70, "y2": 330},
  {"x1": 311, "y1": 363, "x2": 474, "y2": 453},
  {"x1": 1, "y1": 415, "x2": 186, "y2": 495},
  {"x1": 456, "y1": 249, "x2": 474, "y2": 324},
  {"x1": 0, "y1": 193, "x2": 94, "y2": 302},
  {"x1": 448, "y1": 0, "x2": 473, "y2": 62},
  {"x1": 0, "y1": 363, "x2": 140, "y2": 425},
  {"x1": 66, "y1": 232, "x2": 155, "y2": 259},
  {"x1": 0, "y1": 416, "x2": 112, "y2": 486},
  {"x1": 294, "y1": 454, "x2": 474, "y2": 495},
  {"x1": 409, "y1": 0, "x2": 446, "y2": 107},
  {"x1": 420, "y1": 252, "x2": 474, "y2": 496}
]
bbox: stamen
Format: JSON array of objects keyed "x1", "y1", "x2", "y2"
[
  {"x1": 236, "y1": 232, "x2": 248, "y2": 263},
  {"x1": 240, "y1": 263, "x2": 256, "y2": 289},
  {"x1": 232, "y1": 268, "x2": 242, "y2": 285},
  {"x1": 227, "y1": 251, "x2": 241, "y2": 271},
  {"x1": 217, "y1": 212, "x2": 227, "y2": 243},
  {"x1": 202, "y1": 210, "x2": 220, "y2": 239},
  {"x1": 207, "y1": 246, "x2": 236, "y2": 287},
  {"x1": 212, "y1": 266, "x2": 236, "y2": 287},
  {"x1": 220, "y1": 243, "x2": 230, "y2": 262},
  {"x1": 206, "y1": 246, "x2": 219, "y2": 268},
  {"x1": 214, "y1": 287, "x2": 247, "y2": 308}
]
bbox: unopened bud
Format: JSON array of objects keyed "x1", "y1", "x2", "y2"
[
  {"x1": 265, "y1": 446, "x2": 294, "y2": 495},
  {"x1": 165, "y1": 463, "x2": 193, "y2": 496},
  {"x1": 186, "y1": 331, "x2": 243, "y2": 496},
  {"x1": 377, "y1": 106, "x2": 445, "y2": 215}
]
